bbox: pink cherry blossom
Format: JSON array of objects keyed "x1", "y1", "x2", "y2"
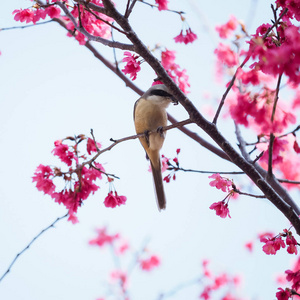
[
  {"x1": 214, "y1": 43, "x2": 238, "y2": 67},
  {"x1": 110, "y1": 270, "x2": 128, "y2": 290},
  {"x1": 209, "y1": 201, "x2": 231, "y2": 218},
  {"x1": 245, "y1": 241, "x2": 253, "y2": 252},
  {"x1": 104, "y1": 191, "x2": 127, "y2": 208},
  {"x1": 160, "y1": 49, "x2": 190, "y2": 93},
  {"x1": 286, "y1": 269, "x2": 300, "y2": 291},
  {"x1": 13, "y1": 9, "x2": 34, "y2": 23},
  {"x1": 208, "y1": 173, "x2": 232, "y2": 192},
  {"x1": 260, "y1": 235, "x2": 285, "y2": 255},
  {"x1": 45, "y1": 6, "x2": 61, "y2": 19},
  {"x1": 52, "y1": 140, "x2": 75, "y2": 166},
  {"x1": 174, "y1": 28, "x2": 197, "y2": 44},
  {"x1": 32, "y1": 164, "x2": 55, "y2": 195},
  {"x1": 215, "y1": 15, "x2": 238, "y2": 39},
  {"x1": 122, "y1": 51, "x2": 141, "y2": 81},
  {"x1": 276, "y1": 288, "x2": 292, "y2": 300},
  {"x1": 260, "y1": 138, "x2": 289, "y2": 165},
  {"x1": 89, "y1": 227, "x2": 120, "y2": 247},
  {"x1": 87, "y1": 137, "x2": 102, "y2": 155},
  {"x1": 140, "y1": 255, "x2": 160, "y2": 271},
  {"x1": 155, "y1": 0, "x2": 168, "y2": 11}
]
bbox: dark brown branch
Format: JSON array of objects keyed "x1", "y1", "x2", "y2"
[
  {"x1": 124, "y1": 0, "x2": 138, "y2": 18},
  {"x1": 0, "y1": 213, "x2": 68, "y2": 283}
]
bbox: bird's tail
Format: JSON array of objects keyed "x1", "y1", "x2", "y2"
[{"x1": 150, "y1": 158, "x2": 166, "y2": 210}]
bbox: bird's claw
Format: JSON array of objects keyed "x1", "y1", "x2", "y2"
[{"x1": 157, "y1": 126, "x2": 164, "y2": 137}]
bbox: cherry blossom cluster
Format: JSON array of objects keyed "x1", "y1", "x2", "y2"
[
  {"x1": 121, "y1": 51, "x2": 141, "y2": 81},
  {"x1": 244, "y1": 230, "x2": 299, "y2": 299},
  {"x1": 32, "y1": 135, "x2": 126, "y2": 223},
  {"x1": 174, "y1": 27, "x2": 197, "y2": 44},
  {"x1": 213, "y1": 7, "x2": 300, "y2": 190},
  {"x1": 275, "y1": 255, "x2": 300, "y2": 300},
  {"x1": 199, "y1": 260, "x2": 242, "y2": 300},
  {"x1": 13, "y1": 0, "x2": 112, "y2": 45},
  {"x1": 260, "y1": 229, "x2": 299, "y2": 255},
  {"x1": 121, "y1": 48, "x2": 191, "y2": 94},
  {"x1": 103, "y1": 178, "x2": 127, "y2": 208},
  {"x1": 13, "y1": 4, "x2": 61, "y2": 24},
  {"x1": 208, "y1": 174, "x2": 235, "y2": 219},
  {"x1": 88, "y1": 227, "x2": 160, "y2": 299}
]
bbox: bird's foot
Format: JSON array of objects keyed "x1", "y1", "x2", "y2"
[{"x1": 157, "y1": 126, "x2": 164, "y2": 137}]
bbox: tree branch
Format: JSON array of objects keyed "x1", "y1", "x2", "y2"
[{"x1": 0, "y1": 213, "x2": 68, "y2": 283}]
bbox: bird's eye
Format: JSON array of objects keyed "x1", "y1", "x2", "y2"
[{"x1": 150, "y1": 90, "x2": 173, "y2": 98}]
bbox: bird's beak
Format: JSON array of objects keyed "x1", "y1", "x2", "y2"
[{"x1": 171, "y1": 96, "x2": 178, "y2": 105}]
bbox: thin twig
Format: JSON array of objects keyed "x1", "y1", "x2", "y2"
[
  {"x1": 213, "y1": 55, "x2": 250, "y2": 125},
  {"x1": 125, "y1": 0, "x2": 138, "y2": 18},
  {"x1": 233, "y1": 187, "x2": 266, "y2": 198},
  {"x1": 0, "y1": 20, "x2": 54, "y2": 31},
  {"x1": 0, "y1": 213, "x2": 68, "y2": 283},
  {"x1": 83, "y1": 119, "x2": 193, "y2": 166},
  {"x1": 157, "y1": 277, "x2": 202, "y2": 299},
  {"x1": 278, "y1": 179, "x2": 300, "y2": 185},
  {"x1": 173, "y1": 167, "x2": 244, "y2": 175},
  {"x1": 137, "y1": 0, "x2": 185, "y2": 15},
  {"x1": 262, "y1": 7, "x2": 288, "y2": 39}
]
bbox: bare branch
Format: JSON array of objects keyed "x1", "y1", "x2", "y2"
[
  {"x1": 0, "y1": 20, "x2": 54, "y2": 31},
  {"x1": 124, "y1": 0, "x2": 138, "y2": 18},
  {"x1": 0, "y1": 213, "x2": 68, "y2": 283},
  {"x1": 233, "y1": 187, "x2": 266, "y2": 198}
]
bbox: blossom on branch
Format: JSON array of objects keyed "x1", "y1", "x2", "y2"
[
  {"x1": 174, "y1": 28, "x2": 197, "y2": 44},
  {"x1": 208, "y1": 173, "x2": 232, "y2": 193},
  {"x1": 215, "y1": 15, "x2": 238, "y2": 39},
  {"x1": 87, "y1": 137, "x2": 102, "y2": 155},
  {"x1": 214, "y1": 43, "x2": 238, "y2": 67},
  {"x1": 161, "y1": 49, "x2": 190, "y2": 93},
  {"x1": 276, "y1": 287, "x2": 292, "y2": 300},
  {"x1": 13, "y1": 9, "x2": 34, "y2": 23},
  {"x1": 155, "y1": 0, "x2": 169, "y2": 11},
  {"x1": 104, "y1": 191, "x2": 127, "y2": 208},
  {"x1": 32, "y1": 164, "x2": 56, "y2": 195},
  {"x1": 52, "y1": 140, "x2": 75, "y2": 166},
  {"x1": 140, "y1": 255, "x2": 160, "y2": 271},
  {"x1": 89, "y1": 227, "x2": 120, "y2": 247},
  {"x1": 209, "y1": 201, "x2": 231, "y2": 218},
  {"x1": 122, "y1": 51, "x2": 141, "y2": 81}
]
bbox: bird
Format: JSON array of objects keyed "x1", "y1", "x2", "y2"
[{"x1": 134, "y1": 84, "x2": 178, "y2": 210}]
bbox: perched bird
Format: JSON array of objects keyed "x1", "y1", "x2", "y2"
[{"x1": 134, "y1": 84, "x2": 178, "y2": 210}]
